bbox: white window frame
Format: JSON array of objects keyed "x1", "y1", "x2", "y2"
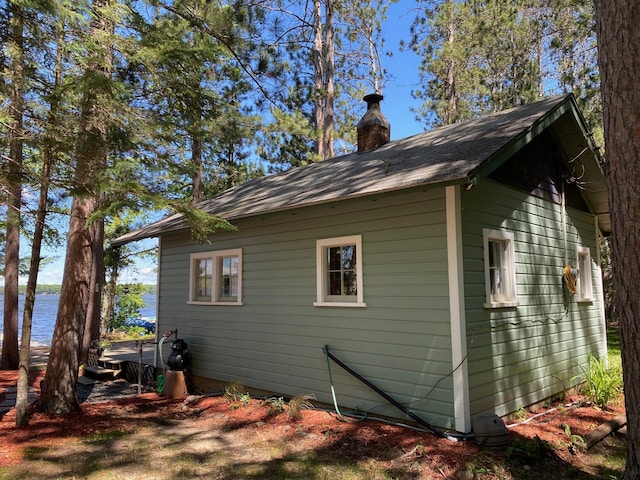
[
  {"x1": 188, "y1": 248, "x2": 243, "y2": 305},
  {"x1": 314, "y1": 235, "x2": 365, "y2": 307},
  {"x1": 576, "y1": 246, "x2": 593, "y2": 302},
  {"x1": 483, "y1": 228, "x2": 518, "y2": 308}
]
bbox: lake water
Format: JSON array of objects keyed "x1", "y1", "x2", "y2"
[{"x1": 0, "y1": 293, "x2": 157, "y2": 346}]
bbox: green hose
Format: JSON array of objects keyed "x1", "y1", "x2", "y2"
[
  {"x1": 323, "y1": 345, "x2": 346, "y2": 420},
  {"x1": 322, "y1": 345, "x2": 367, "y2": 423},
  {"x1": 157, "y1": 336, "x2": 166, "y2": 394}
]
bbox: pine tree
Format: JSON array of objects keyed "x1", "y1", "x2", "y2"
[
  {"x1": 257, "y1": 0, "x2": 392, "y2": 168},
  {"x1": 410, "y1": 0, "x2": 599, "y2": 130},
  {"x1": 1, "y1": 0, "x2": 25, "y2": 371},
  {"x1": 593, "y1": 2, "x2": 640, "y2": 477},
  {"x1": 129, "y1": 0, "x2": 264, "y2": 201},
  {"x1": 549, "y1": 0, "x2": 601, "y2": 139},
  {"x1": 40, "y1": 0, "x2": 117, "y2": 414},
  {"x1": 15, "y1": 0, "x2": 68, "y2": 426}
]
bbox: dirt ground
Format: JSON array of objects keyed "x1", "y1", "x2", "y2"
[{"x1": 0, "y1": 370, "x2": 627, "y2": 479}]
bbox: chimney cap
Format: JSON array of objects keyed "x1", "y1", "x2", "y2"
[{"x1": 363, "y1": 93, "x2": 384, "y2": 106}]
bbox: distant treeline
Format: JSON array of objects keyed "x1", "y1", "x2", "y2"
[{"x1": 0, "y1": 284, "x2": 157, "y2": 295}]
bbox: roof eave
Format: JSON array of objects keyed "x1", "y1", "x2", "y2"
[{"x1": 110, "y1": 175, "x2": 470, "y2": 247}]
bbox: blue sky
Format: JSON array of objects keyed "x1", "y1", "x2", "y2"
[{"x1": 21, "y1": 1, "x2": 425, "y2": 286}]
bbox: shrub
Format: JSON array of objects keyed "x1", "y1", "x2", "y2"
[
  {"x1": 224, "y1": 383, "x2": 248, "y2": 403},
  {"x1": 287, "y1": 394, "x2": 316, "y2": 420},
  {"x1": 124, "y1": 325, "x2": 148, "y2": 337},
  {"x1": 263, "y1": 396, "x2": 286, "y2": 416}
]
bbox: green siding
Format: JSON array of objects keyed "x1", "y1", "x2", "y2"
[
  {"x1": 462, "y1": 180, "x2": 605, "y2": 418},
  {"x1": 155, "y1": 175, "x2": 605, "y2": 428},
  {"x1": 156, "y1": 188, "x2": 456, "y2": 428}
]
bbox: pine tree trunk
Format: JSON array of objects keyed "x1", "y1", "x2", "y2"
[
  {"x1": 312, "y1": 0, "x2": 325, "y2": 160},
  {"x1": 192, "y1": 136, "x2": 204, "y2": 203},
  {"x1": 323, "y1": 0, "x2": 335, "y2": 159},
  {"x1": 39, "y1": 0, "x2": 112, "y2": 414},
  {"x1": 593, "y1": 1, "x2": 640, "y2": 477},
  {"x1": 81, "y1": 218, "x2": 105, "y2": 365},
  {"x1": 16, "y1": 149, "x2": 52, "y2": 426},
  {"x1": 1, "y1": 1, "x2": 24, "y2": 372},
  {"x1": 445, "y1": 0, "x2": 456, "y2": 125},
  {"x1": 40, "y1": 196, "x2": 96, "y2": 414}
]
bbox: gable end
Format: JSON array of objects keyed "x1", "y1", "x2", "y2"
[{"x1": 489, "y1": 129, "x2": 590, "y2": 212}]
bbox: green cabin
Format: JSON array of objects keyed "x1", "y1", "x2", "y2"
[{"x1": 115, "y1": 94, "x2": 610, "y2": 433}]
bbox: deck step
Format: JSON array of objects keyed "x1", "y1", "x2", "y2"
[
  {"x1": 83, "y1": 365, "x2": 121, "y2": 381},
  {"x1": 99, "y1": 357, "x2": 124, "y2": 370},
  {"x1": 77, "y1": 375, "x2": 98, "y2": 385}
]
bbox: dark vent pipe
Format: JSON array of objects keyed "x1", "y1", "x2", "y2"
[{"x1": 322, "y1": 345, "x2": 447, "y2": 438}]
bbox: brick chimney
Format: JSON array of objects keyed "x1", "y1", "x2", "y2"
[{"x1": 357, "y1": 93, "x2": 390, "y2": 154}]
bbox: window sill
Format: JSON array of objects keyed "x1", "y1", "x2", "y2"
[
  {"x1": 483, "y1": 301, "x2": 518, "y2": 309},
  {"x1": 313, "y1": 302, "x2": 367, "y2": 308},
  {"x1": 576, "y1": 298, "x2": 594, "y2": 304},
  {"x1": 188, "y1": 301, "x2": 244, "y2": 306}
]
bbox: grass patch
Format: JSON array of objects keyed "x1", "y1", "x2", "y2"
[
  {"x1": 230, "y1": 451, "x2": 390, "y2": 480},
  {"x1": 22, "y1": 445, "x2": 52, "y2": 460},
  {"x1": 84, "y1": 429, "x2": 129, "y2": 444},
  {"x1": 607, "y1": 325, "x2": 621, "y2": 369}
]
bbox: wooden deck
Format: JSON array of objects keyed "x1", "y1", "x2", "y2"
[{"x1": 25, "y1": 339, "x2": 161, "y2": 370}]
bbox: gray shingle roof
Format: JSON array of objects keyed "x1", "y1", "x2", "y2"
[{"x1": 113, "y1": 94, "x2": 608, "y2": 245}]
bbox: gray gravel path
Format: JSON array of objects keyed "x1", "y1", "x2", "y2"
[{"x1": 77, "y1": 379, "x2": 154, "y2": 403}]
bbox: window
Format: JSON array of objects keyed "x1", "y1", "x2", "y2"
[
  {"x1": 483, "y1": 229, "x2": 517, "y2": 308},
  {"x1": 314, "y1": 235, "x2": 365, "y2": 307},
  {"x1": 576, "y1": 246, "x2": 593, "y2": 302},
  {"x1": 189, "y1": 249, "x2": 242, "y2": 305}
]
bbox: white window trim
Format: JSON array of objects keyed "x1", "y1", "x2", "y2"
[
  {"x1": 482, "y1": 228, "x2": 518, "y2": 308},
  {"x1": 576, "y1": 246, "x2": 594, "y2": 302},
  {"x1": 314, "y1": 235, "x2": 366, "y2": 307},
  {"x1": 188, "y1": 248, "x2": 243, "y2": 306}
]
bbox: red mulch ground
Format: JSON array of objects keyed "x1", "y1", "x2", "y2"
[{"x1": 0, "y1": 370, "x2": 627, "y2": 478}]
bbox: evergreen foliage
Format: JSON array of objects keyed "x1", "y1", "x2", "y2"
[{"x1": 409, "y1": 0, "x2": 601, "y2": 136}]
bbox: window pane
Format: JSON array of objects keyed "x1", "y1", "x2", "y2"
[
  {"x1": 488, "y1": 240, "x2": 507, "y2": 296},
  {"x1": 326, "y1": 244, "x2": 357, "y2": 297},
  {"x1": 328, "y1": 271, "x2": 342, "y2": 295},
  {"x1": 342, "y1": 245, "x2": 356, "y2": 269},
  {"x1": 489, "y1": 241, "x2": 502, "y2": 268},
  {"x1": 221, "y1": 256, "x2": 239, "y2": 298},
  {"x1": 490, "y1": 267, "x2": 502, "y2": 295},
  {"x1": 328, "y1": 247, "x2": 341, "y2": 270},
  {"x1": 577, "y1": 249, "x2": 592, "y2": 299},
  {"x1": 196, "y1": 259, "x2": 212, "y2": 299},
  {"x1": 229, "y1": 257, "x2": 239, "y2": 295},
  {"x1": 344, "y1": 271, "x2": 357, "y2": 295},
  {"x1": 578, "y1": 254, "x2": 587, "y2": 277}
]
